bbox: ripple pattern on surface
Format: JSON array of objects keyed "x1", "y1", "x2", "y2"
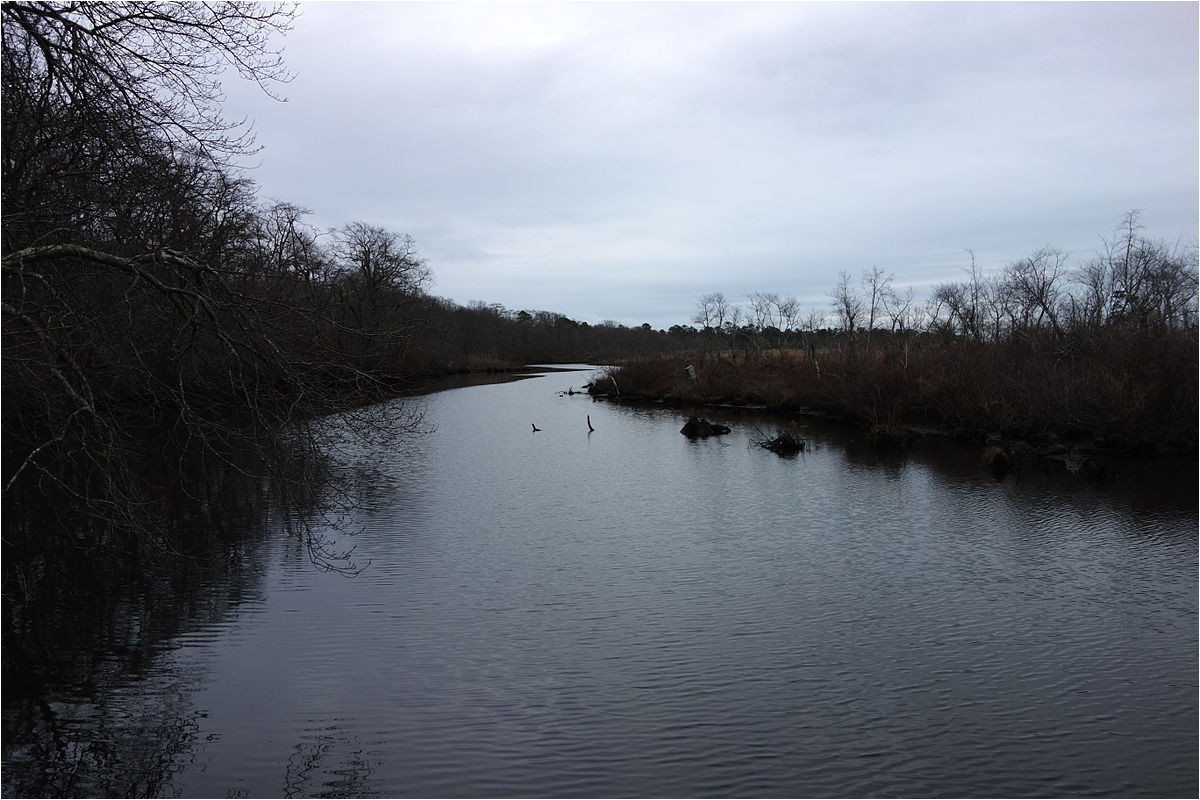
[{"x1": 8, "y1": 370, "x2": 1194, "y2": 799}]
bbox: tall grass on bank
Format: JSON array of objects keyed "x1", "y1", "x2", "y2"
[{"x1": 591, "y1": 328, "x2": 1197, "y2": 451}]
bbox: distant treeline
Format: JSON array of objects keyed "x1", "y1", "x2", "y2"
[{"x1": 595, "y1": 219, "x2": 1199, "y2": 451}]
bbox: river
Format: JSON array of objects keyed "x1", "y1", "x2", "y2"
[{"x1": 3, "y1": 366, "x2": 1196, "y2": 798}]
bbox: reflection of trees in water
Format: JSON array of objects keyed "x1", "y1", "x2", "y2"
[
  {"x1": 2, "y1": 408, "x2": 412, "y2": 798},
  {"x1": 4, "y1": 703, "x2": 203, "y2": 798},
  {"x1": 1, "y1": 438, "x2": 261, "y2": 796},
  {"x1": 283, "y1": 726, "x2": 379, "y2": 799},
  {"x1": 620, "y1": 401, "x2": 1197, "y2": 512}
]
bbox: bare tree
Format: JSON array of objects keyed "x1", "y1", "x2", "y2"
[
  {"x1": 1, "y1": 2, "x2": 297, "y2": 165},
  {"x1": 1103, "y1": 211, "x2": 1199, "y2": 330},
  {"x1": 692, "y1": 292, "x2": 732, "y2": 357},
  {"x1": 801, "y1": 309, "x2": 827, "y2": 332},
  {"x1": 332, "y1": 222, "x2": 431, "y2": 295},
  {"x1": 883, "y1": 285, "x2": 918, "y2": 332},
  {"x1": 1002, "y1": 246, "x2": 1069, "y2": 339},
  {"x1": 748, "y1": 291, "x2": 777, "y2": 332},
  {"x1": 775, "y1": 295, "x2": 801, "y2": 332},
  {"x1": 830, "y1": 270, "x2": 863, "y2": 336},
  {"x1": 928, "y1": 251, "x2": 995, "y2": 342},
  {"x1": 253, "y1": 201, "x2": 327, "y2": 282},
  {"x1": 861, "y1": 266, "x2": 895, "y2": 343},
  {"x1": 1070, "y1": 256, "x2": 1116, "y2": 332},
  {"x1": 747, "y1": 292, "x2": 780, "y2": 355},
  {"x1": 324, "y1": 223, "x2": 432, "y2": 376},
  {"x1": 771, "y1": 294, "x2": 801, "y2": 355},
  {"x1": 1062, "y1": 211, "x2": 1198, "y2": 334},
  {"x1": 692, "y1": 291, "x2": 731, "y2": 330}
]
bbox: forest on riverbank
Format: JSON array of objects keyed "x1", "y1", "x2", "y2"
[{"x1": 0, "y1": 3, "x2": 690, "y2": 571}]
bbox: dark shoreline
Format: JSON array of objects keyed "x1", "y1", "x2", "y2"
[{"x1": 586, "y1": 385, "x2": 1197, "y2": 483}]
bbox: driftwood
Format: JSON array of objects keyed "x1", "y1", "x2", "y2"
[{"x1": 754, "y1": 429, "x2": 805, "y2": 456}]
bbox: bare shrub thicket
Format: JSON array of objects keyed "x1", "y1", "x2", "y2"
[{"x1": 613, "y1": 214, "x2": 1197, "y2": 448}]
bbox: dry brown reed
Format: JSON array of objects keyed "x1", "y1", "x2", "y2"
[{"x1": 594, "y1": 331, "x2": 1197, "y2": 451}]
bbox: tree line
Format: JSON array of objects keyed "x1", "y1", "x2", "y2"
[
  {"x1": 600, "y1": 215, "x2": 1196, "y2": 451},
  {"x1": 687, "y1": 213, "x2": 1196, "y2": 356}
]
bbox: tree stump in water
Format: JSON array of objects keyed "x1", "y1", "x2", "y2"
[{"x1": 680, "y1": 417, "x2": 731, "y2": 438}]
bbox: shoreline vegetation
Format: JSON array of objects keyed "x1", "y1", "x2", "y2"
[
  {"x1": 588, "y1": 320, "x2": 1197, "y2": 470},
  {"x1": 587, "y1": 218, "x2": 1199, "y2": 470},
  {"x1": 591, "y1": 325, "x2": 1196, "y2": 450}
]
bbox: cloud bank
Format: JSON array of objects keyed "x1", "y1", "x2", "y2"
[{"x1": 223, "y1": 1, "x2": 1199, "y2": 328}]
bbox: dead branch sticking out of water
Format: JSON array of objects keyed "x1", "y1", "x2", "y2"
[{"x1": 753, "y1": 427, "x2": 806, "y2": 457}]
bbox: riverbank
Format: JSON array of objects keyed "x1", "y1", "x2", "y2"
[{"x1": 588, "y1": 337, "x2": 1198, "y2": 469}]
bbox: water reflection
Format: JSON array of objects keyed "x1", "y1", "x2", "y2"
[
  {"x1": 632, "y1": 399, "x2": 1197, "y2": 514},
  {"x1": 3, "y1": 452, "x2": 270, "y2": 796},
  {"x1": 3, "y1": 368, "x2": 1196, "y2": 798},
  {"x1": 1, "y1": 404, "x2": 417, "y2": 797},
  {"x1": 282, "y1": 726, "x2": 376, "y2": 799}
]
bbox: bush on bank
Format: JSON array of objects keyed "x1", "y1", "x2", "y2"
[{"x1": 592, "y1": 326, "x2": 1197, "y2": 453}]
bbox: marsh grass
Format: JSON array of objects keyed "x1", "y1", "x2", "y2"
[{"x1": 595, "y1": 330, "x2": 1197, "y2": 451}]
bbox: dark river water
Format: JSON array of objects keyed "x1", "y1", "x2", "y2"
[{"x1": 3, "y1": 366, "x2": 1197, "y2": 798}]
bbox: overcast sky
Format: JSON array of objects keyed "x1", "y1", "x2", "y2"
[{"x1": 223, "y1": 1, "x2": 1199, "y2": 329}]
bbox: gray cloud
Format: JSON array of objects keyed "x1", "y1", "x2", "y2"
[{"x1": 223, "y1": 1, "x2": 1198, "y2": 328}]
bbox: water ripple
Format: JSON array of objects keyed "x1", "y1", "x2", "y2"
[{"x1": 10, "y1": 371, "x2": 1196, "y2": 799}]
